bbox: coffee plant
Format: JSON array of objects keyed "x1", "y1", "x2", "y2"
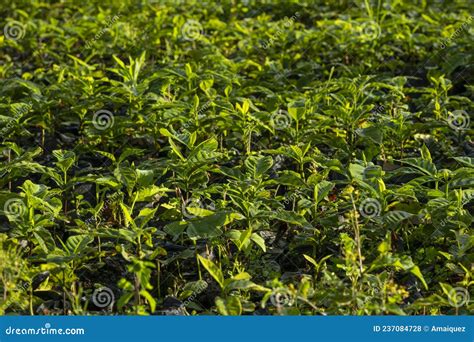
[{"x1": 0, "y1": 0, "x2": 472, "y2": 316}]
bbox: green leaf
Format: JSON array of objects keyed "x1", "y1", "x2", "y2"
[
  {"x1": 400, "y1": 158, "x2": 437, "y2": 176},
  {"x1": 410, "y1": 265, "x2": 428, "y2": 290},
  {"x1": 450, "y1": 177, "x2": 474, "y2": 188},
  {"x1": 215, "y1": 297, "x2": 228, "y2": 315},
  {"x1": 383, "y1": 211, "x2": 414, "y2": 225},
  {"x1": 137, "y1": 207, "x2": 158, "y2": 227},
  {"x1": 120, "y1": 203, "x2": 137, "y2": 229},
  {"x1": 251, "y1": 233, "x2": 266, "y2": 252},
  {"x1": 188, "y1": 138, "x2": 218, "y2": 162},
  {"x1": 113, "y1": 55, "x2": 126, "y2": 69},
  {"x1": 271, "y1": 210, "x2": 308, "y2": 227},
  {"x1": 117, "y1": 292, "x2": 134, "y2": 310},
  {"x1": 65, "y1": 235, "x2": 93, "y2": 254},
  {"x1": 377, "y1": 236, "x2": 391, "y2": 254},
  {"x1": 52, "y1": 150, "x2": 76, "y2": 174},
  {"x1": 225, "y1": 296, "x2": 242, "y2": 315},
  {"x1": 164, "y1": 221, "x2": 188, "y2": 239},
  {"x1": 168, "y1": 138, "x2": 186, "y2": 161},
  {"x1": 199, "y1": 79, "x2": 214, "y2": 92},
  {"x1": 118, "y1": 148, "x2": 144, "y2": 164},
  {"x1": 277, "y1": 170, "x2": 305, "y2": 187},
  {"x1": 238, "y1": 227, "x2": 253, "y2": 251},
  {"x1": 349, "y1": 163, "x2": 366, "y2": 180},
  {"x1": 33, "y1": 230, "x2": 50, "y2": 254},
  {"x1": 96, "y1": 151, "x2": 116, "y2": 163},
  {"x1": 288, "y1": 102, "x2": 305, "y2": 121},
  {"x1": 314, "y1": 181, "x2": 334, "y2": 205},
  {"x1": 197, "y1": 255, "x2": 225, "y2": 289},
  {"x1": 225, "y1": 280, "x2": 268, "y2": 292},
  {"x1": 245, "y1": 156, "x2": 273, "y2": 178},
  {"x1": 187, "y1": 212, "x2": 227, "y2": 239},
  {"x1": 303, "y1": 254, "x2": 318, "y2": 268},
  {"x1": 140, "y1": 289, "x2": 157, "y2": 312},
  {"x1": 356, "y1": 126, "x2": 383, "y2": 144},
  {"x1": 185, "y1": 63, "x2": 193, "y2": 78},
  {"x1": 453, "y1": 157, "x2": 474, "y2": 168},
  {"x1": 420, "y1": 145, "x2": 432, "y2": 162},
  {"x1": 114, "y1": 165, "x2": 137, "y2": 192},
  {"x1": 135, "y1": 185, "x2": 169, "y2": 202},
  {"x1": 136, "y1": 169, "x2": 154, "y2": 187},
  {"x1": 186, "y1": 206, "x2": 214, "y2": 218}
]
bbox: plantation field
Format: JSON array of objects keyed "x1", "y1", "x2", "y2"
[{"x1": 0, "y1": 0, "x2": 473, "y2": 316}]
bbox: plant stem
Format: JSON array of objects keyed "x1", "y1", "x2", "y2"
[{"x1": 350, "y1": 194, "x2": 364, "y2": 274}]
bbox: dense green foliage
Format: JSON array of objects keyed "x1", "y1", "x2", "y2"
[{"x1": 0, "y1": 0, "x2": 473, "y2": 316}]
